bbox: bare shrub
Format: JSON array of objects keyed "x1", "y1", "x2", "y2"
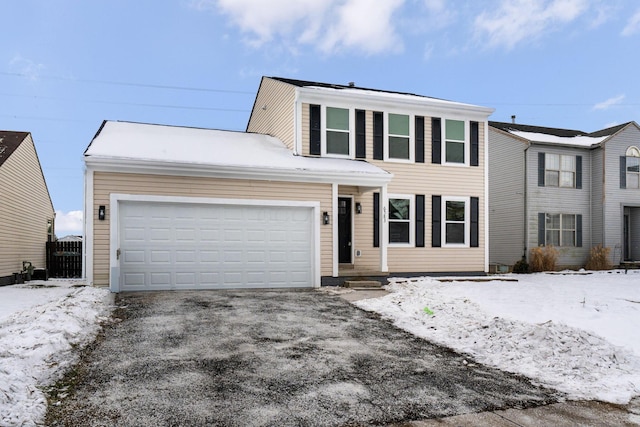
[
  {"x1": 585, "y1": 245, "x2": 612, "y2": 270},
  {"x1": 529, "y1": 246, "x2": 559, "y2": 272}
]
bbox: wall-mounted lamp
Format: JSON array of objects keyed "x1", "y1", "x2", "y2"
[
  {"x1": 322, "y1": 211, "x2": 330, "y2": 225},
  {"x1": 355, "y1": 202, "x2": 362, "y2": 214},
  {"x1": 98, "y1": 205, "x2": 106, "y2": 221}
]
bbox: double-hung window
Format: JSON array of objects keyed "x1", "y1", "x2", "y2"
[
  {"x1": 325, "y1": 107, "x2": 350, "y2": 156},
  {"x1": 626, "y1": 146, "x2": 640, "y2": 189},
  {"x1": 444, "y1": 119, "x2": 466, "y2": 164},
  {"x1": 443, "y1": 196, "x2": 469, "y2": 246},
  {"x1": 388, "y1": 195, "x2": 413, "y2": 245},
  {"x1": 388, "y1": 113, "x2": 410, "y2": 160},
  {"x1": 545, "y1": 154, "x2": 575, "y2": 187},
  {"x1": 544, "y1": 213, "x2": 576, "y2": 247}
]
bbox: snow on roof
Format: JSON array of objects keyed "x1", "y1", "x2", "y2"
[
  {"x1": 85, "y1": 121, "x2": 390, "y2": 179},
  {"x1": 508, "y1": 130, "x2": 609, "y2": 148}
]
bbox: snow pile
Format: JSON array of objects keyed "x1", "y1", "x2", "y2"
[
  {"x1": 0, "y1": 282, "x2": 113, "y2": 426},
  {"x1": 356, "y1": 273, "x2": 640, "y2": 404}
]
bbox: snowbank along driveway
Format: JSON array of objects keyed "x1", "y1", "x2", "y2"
[{"x1": 46, "y1": 289, "x2": 558, "y2": 426}]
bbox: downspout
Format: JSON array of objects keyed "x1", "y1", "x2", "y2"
[
  {"x1": 293, "y1": 89, "x2": 301, "y2": 156},
  {"x1": 523, "y1": 143, "x2": 529, "y2": 260}
]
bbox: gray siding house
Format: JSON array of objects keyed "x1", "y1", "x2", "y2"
[{"x1": 489, "y1": 121, "x2": 640, "y2": 269}]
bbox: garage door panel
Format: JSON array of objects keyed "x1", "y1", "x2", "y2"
[{"x1": 119, "y1": 201, "x2": 313, "y2": 291}]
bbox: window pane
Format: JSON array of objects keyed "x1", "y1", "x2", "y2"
[
  {"x1": 389, "y1": 114, "x2": 409, "y2": 136},
  {"x1": 546, "y1": 214, "x2": 560, "y2": 229},
  {"x1": 446, "y1": 141, "x2": 465, "y2": 163},
  {"x1": 446, "y1": 223, "x2": 465, "y2": 244},
  {"x1": 389, "y1": 136, "x2": 409, "y2": 159},
  {"x1": 389, "y1": 199, "x2": 409, "y2": 220},
  {"x1": 562, "y1": 231, "x2": 576, "y2": 246},
  {"x1": 445, "y1": 119, "x2": 464, "y2": 141},
  {"x1": 326, "y1": 107, "x2": 349, "y2": 131},
  {"x1": 546, "y1": 230, "x2": 560, "y2": 246},
  {"x1": 546, "y1": 153, "x2": 559, "y2": 170},
  {"x1": 389, "y1": 222, "x2": 410, "y2": 243},
  {"x1": 628, "y1": 173, "x2": 640, "y2": 189},
  {"x1": 446, "y1": 201, "x2": 465, "y2": 221},
  {"x1": 560, "y1": 171, "x2": 574, "y2": 187},
  {"x1": 627, "y1": 157, "x2": 640, "y2": 172},
  {"x1": 546, "y1": 170, "x2": 559, "y2": 187},
  {"x1": 561, "y1": 155, "x2": 575, "y2": 172},
  {"x1": 562, "y1": 214, "x2": 575, "y2": 230},
  {"x1": 326, "y1": 131, "x2": 349, "y2": 155}
]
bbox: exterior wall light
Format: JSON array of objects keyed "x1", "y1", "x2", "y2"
[
  {"x1": 356, "y1": 202, "x2": 362, "y2": 214},
  {"x1": 323, "y1": 211, "x2": 330, "y2": 225},
  {"x1": 98, "y1": 205, "x2": 106, "y2": 221}
]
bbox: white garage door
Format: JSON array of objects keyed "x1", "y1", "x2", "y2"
[{"x1": 118, "y1": 201, "x2": 314, "y2": 291}]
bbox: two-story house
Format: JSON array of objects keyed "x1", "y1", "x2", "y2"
[
  {"x1": 83, "y1": 77, "x2": 493, "y2": 291},
  {"x1": 489, "y1": 120, "x2": 640, "y2": 269}
]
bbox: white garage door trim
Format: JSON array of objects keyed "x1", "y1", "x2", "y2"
[{"x1": 109, "y1": 193, "x2": 321, "y2": 292}]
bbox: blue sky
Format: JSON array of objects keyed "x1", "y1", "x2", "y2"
[{"x1": 2, "y1": 0, "x2": 639, "y2": 236}]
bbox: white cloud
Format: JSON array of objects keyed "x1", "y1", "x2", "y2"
[
  {"x1": 593, "y1": 94, "x2": 625, "y2": 110},
  {"x1": 474, "y1": 0, "x2": 588, "y2": 50},
  {"x1": 193, "y1": 0, "x2": 405, "y2": 55},
  {"x1": 55, "y1": 210, "x2": 83, "y2": 235},
  {"x1": 622, "y1": 9, "x2": 640, "y2": 36},
  {"x1": 9, "y1": 55, "x2": 44, "y2": 80}
]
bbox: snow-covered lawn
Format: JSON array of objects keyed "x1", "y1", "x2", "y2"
[
  {"x1": 356, "y1": 270, "x2": 640, "y2": 405},
  {"x1": 0, "y1": 280, "x2": 113, "y2": 427}
]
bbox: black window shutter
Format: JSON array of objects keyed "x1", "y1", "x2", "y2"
[
  {"x1": 431, "y1": 118, "x2": 441, "y2": 164},
  {"x1": 415, "y1": 195, "x2": 425, "y2": 247},
  {"x1": 576, "y1": 214, "x2": 582, "y2": 247},
  {"x1": 356, "y1": 109, "x2": 366, "y2": 159},
  {"x1": 470, "y1": 197, "x2": 479, "y2": 247},
  {"x1": 373, "y1": 193, "x2": 380, "y2": 248},
  {"x1": 576, "y1": 156, "x2": 582, "y2": 189},
  {"x1": 373, "y1": 112, "x2": 383, "y2": 160},
  {"x1": 621, "y1": 156, "x2": 627, "y2": 189},
  {"x1": 415, "y1": 116, "x2": 425, "y2": 163},
  {"x1": 432, "y1": 195, "x2": 441, "y2": 247},
  {"x1": 470, "y1": 121, "x2": 479, "y2": 167},
  {"x1": 310, "y1": 104, "x2": 321, "y2": 155},
  {"x1": 538, "y1": 213, "x2": 546, "y2": 246},
  {"x1": 538, "y1": 152, "x2": 545, "y2": 186}
]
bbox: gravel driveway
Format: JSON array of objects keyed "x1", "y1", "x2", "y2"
[{"x1": 46, "y1": 289, "x2": 558, "y2": 426}]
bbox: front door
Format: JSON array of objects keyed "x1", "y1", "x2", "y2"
[{"x1": 338, "y1": 197, "x2": 352, "y2": 264}]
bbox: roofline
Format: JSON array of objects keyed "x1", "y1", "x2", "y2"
[
  {"x1": 27, "y1": 132, "x2": 56, "y2": 213},
  {"x1": 488, "y1": 126, "x2": 531, "y2": 145},
  {"x1": 84, "y1": 156, "x2": 393, "y2": 187}
]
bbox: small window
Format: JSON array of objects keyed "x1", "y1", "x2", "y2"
[
  {"x1": 388, "y1": 114, "x2": 410, "y2": 160},
  {"x1": 388, "y1": 196, "x2": 413, "y2": 245},
  {"x1": 445, "y1": 119, "x2": 465, "y2": 164},
  {"x1": 326, "y1": 107, "x2": 350, "y2": 155},
  {"x1": 442, "y1": 196, "x2": 469, "y2": 246},
  {"x1": 545, "y1": 153, "x2": 575, "y2": 188},
  {"x1": 47, "y1": 218, "x2": 55, "y2": 242},
  {"x1": 626, "y1": 146, "x2": 640, "y2": 189},
  {"x1": 545, "y1": 214, "x2": 576, "y2": 247}
]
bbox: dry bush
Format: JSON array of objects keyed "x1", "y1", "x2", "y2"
[
  {"x1": 585, "y1": 245, "x2": 612, "y2": 270},
  {"x1": 529, "y1": 245, "x2": 559, "y2": 272}
]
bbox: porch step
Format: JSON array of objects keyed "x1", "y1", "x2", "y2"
[{"x1": 343, "y1": 280, "x2": 383, "y2": 289}]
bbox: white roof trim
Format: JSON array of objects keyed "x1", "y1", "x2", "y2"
[{"x1": 509, "y1": 130, "x2": 608, "y2": 148}]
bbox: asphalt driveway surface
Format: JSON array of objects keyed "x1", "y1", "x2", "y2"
[{"x1": 46, "y1": 290, "x2": 558, "y2": 426}]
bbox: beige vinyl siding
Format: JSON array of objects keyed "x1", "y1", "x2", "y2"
[
  {"x1": 345, "y1": 113, "x2": 486, "y2": 273},
  {"x1": 92, "y1": 172, "x2": 332, "y2": 286},
  {"x1": 488, "y1": 129, "x2": 527, "y2": 266},
  {"x1": 246, "y1": 77, "x2": 296, "y2": 150},
  {"x1": 0, "y1": 135, "x2": 54, "y2": 277}
]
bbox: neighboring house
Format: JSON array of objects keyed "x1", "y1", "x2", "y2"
[
  {"x1": 489, "y1": 120, "x2": 640, "y2": 269},
  {"x1": 58, "y1": 235, "x2": 83, "y2": 242},
  {"x1": 0, "y1": 131, "x2": 55, "y2": 285},
  {"x1": 83, "y1": 77, "x2": 493, "y2": 292}
]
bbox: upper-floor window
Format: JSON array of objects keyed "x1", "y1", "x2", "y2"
[
  {"x1": 538, "y1": 152, "x2": 581, "y2": 189},
  {"x1": 326, "y1": 107, "x2": 350, "y2": 156},
  {"x1": 387, "y1": 113, "x2": 411, "y2": 160},
  {"x1": 626, "y1": 146, "x2": 640, "y2": 189},
  {"x1": 445, "y1": 119, "x2": 466, "y2": 164}
]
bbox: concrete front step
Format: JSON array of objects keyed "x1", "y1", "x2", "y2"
[{"x1": 343, "y1": 280, "x2": 383, "y2": 289}]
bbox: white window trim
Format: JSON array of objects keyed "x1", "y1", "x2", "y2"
[
  {"x1": 321, "y1": 105, "x2": 355, "y2": 159},
  {"x1": 442, "y1": 119, "x2": 469, "y2": 167},
  {"x1": 545, "y1": 213, "x2": 577, "y2": 247},
  {"x1": 442, "y1": 196, "x2": 470, "y2": 248},
  {"x1": 387, "y1": 193, "x2": 414, "y2": 247},
  {"x1": 626, "y1": 146, "x2": 640, "y2": 189},
  {"x1": 384, "y1": 112, "x2": 415, "y2": 163}
]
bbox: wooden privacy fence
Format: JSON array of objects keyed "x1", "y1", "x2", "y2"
[{"x1": 46, "y1": 241, "x2": 82, "y2": 278}]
